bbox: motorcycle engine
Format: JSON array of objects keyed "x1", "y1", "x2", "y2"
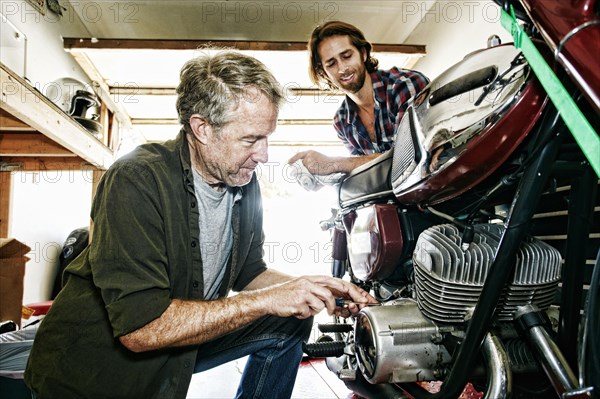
[{"x1": 353, "y1": 223, "x2": 562, "y2": 384}]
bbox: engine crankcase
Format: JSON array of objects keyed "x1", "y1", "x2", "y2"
[{"x1": 354, "y1": 299, "x2": 453, "y2": 384}]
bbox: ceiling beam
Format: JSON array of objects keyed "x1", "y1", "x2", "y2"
[
  {"x1": 110, "y1": 86, "x2": 342, "y2": 97},
  {"x1": 130, "y1": 118, "x2": 333, "y2": 126},
  {"x1": 63, "y1": 38, "x2": 426, "y2": 55},
  {"x1": 0, "y1": 156, "x2": 98, "y2": 171},
  {"x1": 0, "y1": 133, "x2": 75, "y2": 157},
  {"x1": 0, "y1": 109, "x2": 36, "y2": 132}
]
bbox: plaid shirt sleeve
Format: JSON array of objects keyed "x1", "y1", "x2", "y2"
[
  {"x1": 333, "y1": 112, "x2": 364, "y2": 155},
  {"x1": 387, "y1": 67, "x2": 430, "y2": 127}
]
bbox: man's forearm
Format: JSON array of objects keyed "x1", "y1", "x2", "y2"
[
  {"x1": 314, "y1": 153, "x2": 381, "y2": 174},
  {"x1": 120, "y1": 271, "x2": 377, "y2": 353},
  {"x1": 119, "y1": 292, "x2": 267, "y2": 352},
  {"x1": 335, "y1": 153, "x2": 381, "y2": 173},
  {"x1": 288, "y1": 150, "x2": 383, "y2": 175},
  {"x1": 120, "y1": 270, "x2": 293, "y2": 352}
]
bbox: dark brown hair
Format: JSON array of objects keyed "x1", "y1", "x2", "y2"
[{"x1": 308, "y1": 21, "x2": 379, "y2": 88}]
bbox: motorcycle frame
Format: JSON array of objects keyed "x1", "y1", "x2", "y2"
[
  {"x1": 396, "y1": 103, "x2": 597, "y2": 397},
  {"x1": 318, "y1": 2, "x2": 599, "y2": 395}
]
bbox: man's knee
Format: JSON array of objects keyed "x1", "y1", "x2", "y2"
[
  {"x1": 267, "y1": 315, "x2": 314, "y2": 342},
  {"x1": 297, "y1": 316, "x2": 313, "y2": 340}
]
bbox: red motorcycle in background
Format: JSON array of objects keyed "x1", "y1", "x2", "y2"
[{"x1": 302, "y1": 1, "x2": 599, "y2": 398}]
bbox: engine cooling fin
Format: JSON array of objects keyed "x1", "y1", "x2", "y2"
[{"x1": 413, "y1": 224, "x2": 562, "y2": 323}]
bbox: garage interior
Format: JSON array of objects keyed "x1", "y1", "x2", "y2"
[{"x1": 1, "y1": 1, "x2": 598, "y2": 398}]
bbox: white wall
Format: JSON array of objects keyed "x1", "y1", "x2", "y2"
[
  {"x1": 0, "y1": 0, "x2": 90, "y2": 87},
  {"x1": 1, "y1": 0, "x2": 94, "y2": 304},
  {"x1": 10, "y1": 171, "x2": 92, "y2": 304},
  {"x1": 408, "y1": 0, "x2": 513, "y2": 79}
]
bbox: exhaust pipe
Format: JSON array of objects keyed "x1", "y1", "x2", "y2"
[
  {"x1": 482, "y1": 332, "x2": 512, "y2": 399},
  {"x1": 515, "y1": 305, "x2": 579, "y2": 395}
]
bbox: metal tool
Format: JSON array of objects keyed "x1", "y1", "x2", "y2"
[{"x1": 335, "y1": 298, "x2": 382, "y2": 307}]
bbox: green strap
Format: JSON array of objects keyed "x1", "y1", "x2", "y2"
[{"x1": 501, "y1": 6, "x2": 600, "y2": 177}]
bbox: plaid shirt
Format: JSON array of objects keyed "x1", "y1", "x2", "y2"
[{"x1": 333, "y1": 67, "x2": 429, "y2": 155}]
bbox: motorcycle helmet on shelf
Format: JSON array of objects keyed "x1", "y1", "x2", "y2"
[{"x1": 44, "y1": 77, "x2": 103, "y2": 139}]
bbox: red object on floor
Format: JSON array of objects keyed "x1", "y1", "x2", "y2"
[
  {"x1": 418, "y1": 381, "x2": 484, "y2": 399},
  {"x1": 25, "y1": 300, "x2": 53, "y2": 316},
  {"x1": 298, "y1": 360, "x2": 484, "y2": 399}
]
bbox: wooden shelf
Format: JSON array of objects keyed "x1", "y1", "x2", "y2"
[{"x1": 0, "y1": 63, "x2": 114, "y2": 170}]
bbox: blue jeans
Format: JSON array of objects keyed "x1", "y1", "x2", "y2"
[
  {"x1": 31, "y1": 316, "x2": 312, "y2": 399},
  {"x1": 194, "y1": 315, "x2": 313, "y2": 399}
]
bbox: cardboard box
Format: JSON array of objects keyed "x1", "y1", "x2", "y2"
[{"x1": 0, "y1": 239, "x2": 30, "y2": 327}]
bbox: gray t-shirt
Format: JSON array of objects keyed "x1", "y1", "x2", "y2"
[{"x1": 192, "y1": 169, "x2": 241, "y2": 299}]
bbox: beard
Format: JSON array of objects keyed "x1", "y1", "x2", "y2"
[
  {"x1": 196, "y1": 149, "x2": 257, "y2": 188},
  {"x1": 226, "y1": 164, "x2": 256, "y2": 187},
  {"x1": 198, "y1": 152, "x2": 256, "y2": 188},
  {"x1": 337, "y1": 64, "x2": 367, "y2": 93}
]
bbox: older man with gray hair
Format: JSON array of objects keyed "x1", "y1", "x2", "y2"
[{"x1": 25, "y1": 51, "x2": 375, "y2": 399}]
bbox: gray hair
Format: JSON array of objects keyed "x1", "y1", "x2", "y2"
[{"x1": 176, "y1": 50, "x2": 284, "y2": 131}]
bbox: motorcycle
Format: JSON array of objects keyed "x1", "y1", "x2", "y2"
[{"x1": 301, "y1": 1, "x2": 599, "y2": 398}]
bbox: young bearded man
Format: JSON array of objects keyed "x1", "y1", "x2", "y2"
[{"x1": 289, "y1": 20, "x2": 429, "y2": 175}]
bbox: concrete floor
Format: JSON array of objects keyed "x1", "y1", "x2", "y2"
[
  {"x1": 186, "y1": 357, "x2": 485, "y2": 399},
  {"x1": 186, "y1": 357, "x2": 356, "y2": 399}
]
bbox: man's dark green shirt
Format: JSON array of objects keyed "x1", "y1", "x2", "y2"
[{"x1": 25, "y1": 132, "x2": 268, "y2": 398}]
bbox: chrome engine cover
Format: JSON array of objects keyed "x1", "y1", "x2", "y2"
[
  {"x1": 413, "y1": 223, "x2": 562, "y2": 323},
  {"x1": 354, "y1": 299, "x2": 452, "y2": 384}
]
